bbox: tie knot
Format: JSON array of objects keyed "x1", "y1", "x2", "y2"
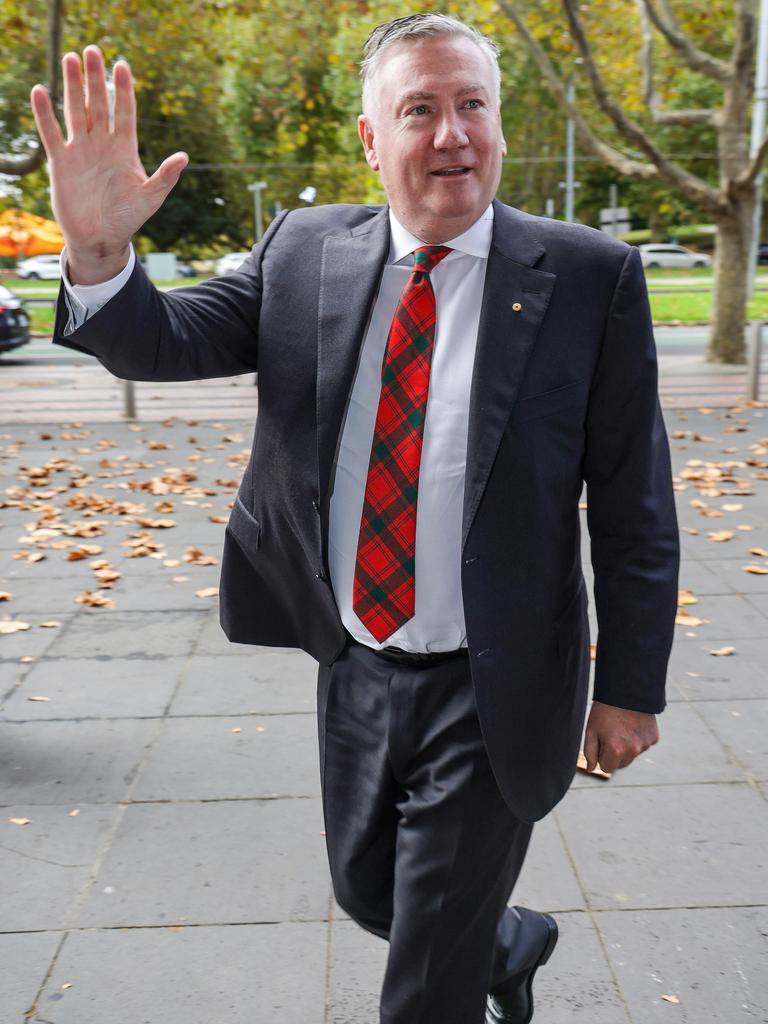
[{"x1": 413, "y1": 245, "x2": 452, "y2": 274}]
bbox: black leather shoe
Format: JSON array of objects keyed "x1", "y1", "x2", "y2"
[{"x1": 485, "y1": 912, "x2": 558, "y2": 1024}]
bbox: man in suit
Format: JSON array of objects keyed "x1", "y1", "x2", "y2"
[{"x1": 32, "y1": 13, "x2": 679, "y2": 1023}]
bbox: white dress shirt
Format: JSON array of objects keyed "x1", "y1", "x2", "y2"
[
  {"x1": 60, "y1": 205, "x2": 494, "y2": 653},
  {"x1": 330, "y1": 206, "x2": 492, "y2": 652}
]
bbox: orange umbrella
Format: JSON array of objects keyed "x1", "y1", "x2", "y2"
[{"x1": 0, "y1": 208, "x2": 64, "y2": 258}]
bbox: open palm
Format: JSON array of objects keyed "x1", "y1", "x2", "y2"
[{"x1": 31, "y1": 46, "x2": 187, "y2": 274}]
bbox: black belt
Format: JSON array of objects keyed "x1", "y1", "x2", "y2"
[{"x1": 373, "y1": 645, "x2": 469, "y2": 668}]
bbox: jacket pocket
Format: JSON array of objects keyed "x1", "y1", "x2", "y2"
[
  {"x1": 512, "y1": 378, "x2": 587, "y2": 424},
  {"x1": 226, "y1": 495, "x2": 262, "y2": 565}
]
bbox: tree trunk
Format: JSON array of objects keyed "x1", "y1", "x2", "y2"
[{"x1": 707, "y1": 197, "x2": 755, "y2": 364}]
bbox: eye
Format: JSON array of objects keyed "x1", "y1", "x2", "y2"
[
  {"x1": 464, "y1": 98, "x2": 483, "y2": 109},
  {"x1": 409, "y1": 104, "x2": 430, "y2": 116}
]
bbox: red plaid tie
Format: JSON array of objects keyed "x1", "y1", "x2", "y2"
[{"x1": 352, "y1": 244, "x2": 452, "y2": 643}]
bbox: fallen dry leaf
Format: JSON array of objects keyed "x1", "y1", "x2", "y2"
[
  {"x1": 737, "y1": 524, "x2": 754, "y2": 531},
  {"x1": 722, "y1": 503, "x2": 744, "y2": 512},
  {"x1": 27, "y1": 695, "x2": 51, "y2": 702},
  {"x1": 744, "y1": 565, "x2": 768, "y2": 575},
  {"x1": 39, "y1": 621, "x2": 62, "y2": 629},
  {"x1": 8, "y1": 817, "x2": 31, "y2": 825},
  {"x1": 576, "y1": 752, "x2": 612, "y2": 779},
  {"x1": 708, "y1": 646, "x2": 735, "y2": 657},
  {"x1": 0, "y1": 619, "x2": 31, "y2": 634},
  {"x1": 183, "y1": 546, "x2": 219, "y2": 566},
  {"x1": 195, "y1": 587, "x2": 219, "y2": 598},
  {"x1": 68, "y1": 808, "x2": 80, "y2": 817},
  {"x1": 589, "y1": 643, "x2": 597, "y2": 661},
  {"x1": 707, "y1": 530, "x2": 734, "y2": 543},
  {"x1": 675, "y1": 611, "x2": 704, "y2": 627},
  {"x1": 677, "y1": 590, "x2": 698, "y2": 606},
  {"x1": 661, "y1": 994, "x2": 680, "y2": 1005},
  {"x1": 208, "y1": 515, "x2": 228, "y2": 524},
  {"x1": 75, "y1": 591, "x2": 115, "y2": 608},
  {"x1": 750, "y1": 548, "x2": 768, "y2": 557}
]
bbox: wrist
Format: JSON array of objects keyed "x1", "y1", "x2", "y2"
[{"x1": 66, "y1": 243, "x2": 132, "y2": 286}]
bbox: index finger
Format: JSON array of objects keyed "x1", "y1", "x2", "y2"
[{"x1": 30, "y1": 84, "x2": 65, "y2": 157}]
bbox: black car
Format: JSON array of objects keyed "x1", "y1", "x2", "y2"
[
  {"x1": 758, "y1": 242, "x2": 768, "y2": 266},
  {"x1": 0, "y1": 284, "x2": 30, "y2": 355}
]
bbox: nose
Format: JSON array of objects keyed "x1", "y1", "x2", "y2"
[{"x1": 433, "y1": 111, "x2": 469, "y2": 150}]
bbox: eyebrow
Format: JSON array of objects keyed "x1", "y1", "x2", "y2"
[{"x1": 399, "y1": 84, "x2": 489, "y2": 104}]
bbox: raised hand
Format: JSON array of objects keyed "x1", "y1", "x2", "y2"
[{"x1": 30, "y1": 46, "x2": 188, "y2": 284}]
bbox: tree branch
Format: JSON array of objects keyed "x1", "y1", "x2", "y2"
[
  {"x1": 641, "y1": 0, "x2": 730, "y2": 82},
  {"x1": 559, "y1": 0, "x2": 722, "y2": 211},
  {"x1": 496, "y1": 0, "x2": 661, "y2": 182},
  {"x1": 734, "y1": 133, "x2": 768, "y2": 192},
  {"x1": 730, "y1": 0, "x2": 756, "y2": 85},
  {"x1": 637, "y1": 0, "x2": 718, "y2": 127}
]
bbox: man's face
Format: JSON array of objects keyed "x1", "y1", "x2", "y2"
[{"x1": 358, "y1": 34, "x2": 507, "y2": 242}]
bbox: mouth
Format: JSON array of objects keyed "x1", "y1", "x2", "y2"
[{"x1": 430, "y1": 166, "x2": 472, "y2": 177}]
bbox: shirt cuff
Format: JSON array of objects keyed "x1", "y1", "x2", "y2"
[{"x1": 60, "y1": 245, "x2": 136, "y2": 336}]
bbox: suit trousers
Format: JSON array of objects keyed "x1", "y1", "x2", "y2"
[{"x1": 317, "y1": 639, "x2": 535, "y2": 1024}]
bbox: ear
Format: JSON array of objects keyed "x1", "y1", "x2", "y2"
[
  {"x1": 358, "y1": 114, "x2": 380, "y2": 172},
  {"x1": 498, "y1": 110, "x2": 508, "y2": 158}
]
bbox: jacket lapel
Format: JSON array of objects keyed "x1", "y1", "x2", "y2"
[
  {"x1": 316, "y1": 207, "x2": 390, "y2": 504},
  {"x1": 462, "y1": 202, "x2": 557, "y2": 548}
]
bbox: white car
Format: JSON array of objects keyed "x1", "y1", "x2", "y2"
[
  {"x1": 215, "y1": 251, "x2": 252, "y2": 276},
  {"x1": 16, "y1": 253, "x2": 63, "y2": 280},
  {"x1": 637, "y1": 244, "x2": 711, "y2": 269}
]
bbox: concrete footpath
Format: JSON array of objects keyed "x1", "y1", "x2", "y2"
[{"x1": 0, "y1": 405, "x2": 766, "y2": 1023}]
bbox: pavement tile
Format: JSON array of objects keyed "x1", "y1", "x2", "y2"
[
  {"x1": 569, "y1": 700, "x2": 742, "y2": 788},
  {"x1": 556, "y1": 783, "x2": 768, "y2": 910},
  {"x1": 0, "y1": 616, "x2": 73, "y2": 663},
  {"x1": 695, "y1": 699, "x2": 768, "y2": 780},
  {"x1": 669, "y1": 637, "x2": 768, "y2": 700},
  {"x1": 670, "y1": 593, "x2": 765, "y2": 640},
  {"x1": 170, "y1": 651, "x2": 318, "y2": 716},
  {"x1": 0, "y1": 804, "x2": 118, "y2": 931},
  {"x1": 676, "y1": 558, "x2": 731, "y2": 595},
  {"x1": 0, "y1": 568, "x2": 220, "y2": 614},
  {"x1": 1, "y1": 656, "x2": 186, "y2": 720},
  {"x1": 133, "y1": 713, "x2": 319, "y2": 800},
  {"x1": 744, "y1": 592, "x2": 768, "y2": 618},
  {"x1": 595, "y1": 906, "x2": 768, "y2": 1023},
  {"x1": 44, "y1": 609, "x2": 207, "y2": 658},
  {"x1": 511, "y1": 813, "x2": 586, "y2": 912},
  {"x1": 194, "y1": 611, "x2": 247, "y2": 655},
  {"x1": 327, "y1": 918, "x2": 387, "y2": 1024},
  {"x1": 35, "y1": 922, "x2": 327, "y2": 1024},
  {"x1": 0, "y1": 931, "x2": 63, "y2": 1022},
  {"x1": 698, "y1": 558, "x2": 768, "y2": 594},
  {"x1": 0, "y1": 719, "x2": 161, "y2": 804},
  {"x1": 527, "y1": 911, "x2": 629, "y2": 1023},
  {"x1": 74, "y1": 798, "x2": 330, "y2": 927}
]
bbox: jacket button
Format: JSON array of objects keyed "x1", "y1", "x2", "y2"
[
  {"x1": 312, "y1": 499, "x2": 320, "y2": 514},
  {"x1": 315, "y1": 569, "x2": 327, "y2": 582}
]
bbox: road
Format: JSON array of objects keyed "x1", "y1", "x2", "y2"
[{"x1": 0, "y1": 326, "x2": 765, "y2": 423}]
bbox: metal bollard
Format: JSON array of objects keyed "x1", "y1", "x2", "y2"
[
  {"x1": 748, "y1": 320, "x2": 764, "y2": 403},
  {"x1": 122, "y1": 378, "x2": 137, "y2": 419}
]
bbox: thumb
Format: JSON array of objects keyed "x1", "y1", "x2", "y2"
[{"x1": 144, "y1": 151, "x2": 189, "y2": 199}]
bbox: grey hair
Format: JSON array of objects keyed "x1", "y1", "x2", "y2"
[{"x1": 360, "y1": 13, "x2": 501, "y2": 120}]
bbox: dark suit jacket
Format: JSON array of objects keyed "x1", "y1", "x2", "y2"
[{"x1": 54, "y1": 200, "x2": 679, "y2": 822}]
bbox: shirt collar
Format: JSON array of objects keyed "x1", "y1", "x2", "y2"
[{"x1": 387, "y1": 204, "x2": 494, "y2": 265}]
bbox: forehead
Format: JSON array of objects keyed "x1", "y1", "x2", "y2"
[{"x1": 373, "y1": 34, "x2": 496, "y2": 106}]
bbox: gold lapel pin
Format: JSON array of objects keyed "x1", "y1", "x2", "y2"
[{"x1": 512, "y1": 302, "x2": 522, "y2": 312}]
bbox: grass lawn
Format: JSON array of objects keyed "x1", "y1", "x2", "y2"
[{"x1": 648, "y1": 290, "x2": 768, "y2": 323}]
